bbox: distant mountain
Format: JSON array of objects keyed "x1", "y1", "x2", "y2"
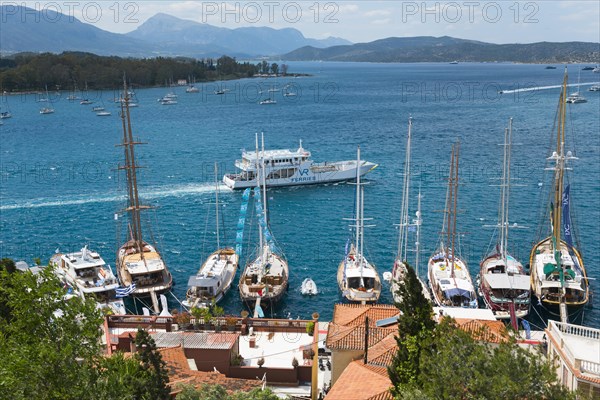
[
  {"x1": 283, "y1": 36, "x2": 600, "y2": 63},
  {"x1": 0, "y1": 5, "x2": 153, "y2": 57},
  {"x1": 0, "y1": 6, "x2": 351, "y2": 58},
  {"x1": 125, "y1": 13, "x2": 351, "y2": 56}
]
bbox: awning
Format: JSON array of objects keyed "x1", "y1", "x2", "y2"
[
  {"x1": 187, "y1": 275, "x2": 216, "y2": 288},
  {"x1": 483, "y1": 274, "x2": 530, "y2": 291}
]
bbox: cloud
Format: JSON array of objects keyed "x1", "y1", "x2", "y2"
[
  {"x1": 338, "y1": 4, "x2": 360, "y2": 13},
  {"x1": 365, "y1": 9, "x2": 391, "y2": 17},
  {"x1": 372, "y1": 18, "x2": 391, "y2": 25}
]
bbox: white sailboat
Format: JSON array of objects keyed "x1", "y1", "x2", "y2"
[
  {"x1": 478, "y1": 118, "x2": 530, "y2": 325},
  {"x1": 184, "y1": 163, "x2": 239, "y2": 308},
  {"x1": 337, "y1": 146, "x2": 382, "y2": 303},
  {"x1": 39, "y1": 85, "x2": 55, "y2": 114},
  {"x1": 530, "y1": 69, "x2": 589, "y2": 323},
  {"x1": 238, "y1": 133, "x2": 289, "y2": 311},
  {"x1": 115, "y1": 80, "x2": 173, "y2": 313},
  {"x1": 391, "y1": 117, "x2": 431, "y2": 303},
  {"x1": 428, "y1": 142, "x2": 477, "y2": 308},
  {"x1": 565, "y1": 70, "x2": 587, "y2": 103}
]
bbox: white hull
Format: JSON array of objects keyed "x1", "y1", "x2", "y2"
[
  {"x1": 391, "y1": 259, "x2": 431, "y2": 303},
  {"x1": 428, "y1": 253, "x2": 477, "y2": 308},
  {"x1": 183, "y1": 248, "x2": 238, "y2": 308},
  {"x1": 224, "y1": 161, "x2": 376, "y2": 189},
  {"x1": 337, "y1": 249, "x2": 381, "y2": 303}
]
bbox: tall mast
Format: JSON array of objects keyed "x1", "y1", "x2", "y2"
[
  {"x1": 355, "y1": 146, "x2": 361, "y2": 259},
  {"x1": 397, "y1": 117, "x2": 412, "y2": 261},
  {"x1": 261, "y1": 132, "x2": 268, "y2": 226},
  {"x1": 214, "y1": 162, "x2": 220, "y2": 249},
  {"x1": 255, "y1": 133, "x2": 263, "y2": 253},
  {"x1": 498, "y1": 119, "x2": 513, "y2": 262},
  {"x1": 119, "y1": 79, "x2": 146, "y2": 248},
  {"x1": 553, "y1": 71, "x2": 568, "y2": 243},
  {"x1": 360, "y1": 185, "x2": 365, "y2": 279},
  {"x1": 415, "y1": 189, "x2": 422, "y2": 276},
  {"x1": 443, "y1": 144, "x2": 455, "y2": 261},
  {"x1": 450, "y1": 142, "x2": 460, "y2": 275}
]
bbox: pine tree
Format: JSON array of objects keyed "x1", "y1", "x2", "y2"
[
  {"x1": 134, "y1": 328, "x2": 170, "y2": 400},
  {"x1": 388, "y1": 263, "x2": 435, "y2": 395}
]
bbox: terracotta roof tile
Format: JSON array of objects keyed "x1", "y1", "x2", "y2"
[
  {"x1": 367, "y1": 333, "x2": 398, "y2": 367},
  {"x1": 332, "y1": 304, "x2": 399, "y2": 327},
  {"x1": 325, "y1": 360, "x2": 392, "y2": 400},
  {"x1": 454, "y1": 319, "x2": 508, "y2": 344},
  {"x1": 327, "y1": 323, "x2": 395, "y2": 351}
]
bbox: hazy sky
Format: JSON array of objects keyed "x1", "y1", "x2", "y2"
[{"x1": 15, "y1": 1, "x2": 600, "y2": 43}]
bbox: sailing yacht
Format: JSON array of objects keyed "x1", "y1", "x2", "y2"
[
  {"x1": 50, "y1": 246, "x2": 126, "y2": 315},
  {"x1": 115, "y1": 81, "x2": 173, "y2": 312},
  {"x1": 565, "y1": 70, "x2": 587, "y2": 103},
  {"x1": 184, "y1": 163, "x2": 239, "y2": 309},
  {"x1": 39, "y1": 85, "x2": 55, "y2": 114},
  {"x1": 428, "y1": 143, "x2": 477, "y2": 308},
  {"x1": 239, "y1": 134, "x2": 289, "y2": 309},
  {"x1": 391, "y1": 117, "x2": 430, "y2": 303},
  {"x1": 530, "y1": 70, "x2": 589, "y2": 322},
  {"x1": 338, "y1": 146, "x2": 382, "y2": 303},
  {"x1": 478, "y1": 119, "x2": 530, "y2": 324}
]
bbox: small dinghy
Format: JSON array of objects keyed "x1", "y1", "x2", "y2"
[{"x1": 301, "y1": 278, "x2": 318, "y2": 295}]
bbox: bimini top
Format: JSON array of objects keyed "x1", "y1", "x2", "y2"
[{"x1": 483, "y1": 274, "x2": 530, "y2": 291}]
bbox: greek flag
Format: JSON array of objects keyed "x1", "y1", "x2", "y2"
[{"x1": 115, "y1": 283, "x2": 136, "y2": 297}]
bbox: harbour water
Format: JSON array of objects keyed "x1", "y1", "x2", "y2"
[{"x1": 1, "y1": 62, "x2": 598, "y2": 328}]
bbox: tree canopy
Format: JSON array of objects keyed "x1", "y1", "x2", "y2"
[
  {"x1": 175, "y1": 383, "x2": 280, "y2": 400},
  {"x1": 388, "y1": 263, "x2": 576, "y2": 400},
  {"x1": 0, "y1": 261, "x2": 171, "y2": 400},
  {"x1": 0, "y1": 52, "x2": 260, "y2": 92}
]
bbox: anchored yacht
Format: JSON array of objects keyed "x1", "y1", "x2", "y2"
[
  {"x1": 50, "y1": 247, "x2": 126, "y2": 315},
  {"x1": 223, "y1": 141, "x2": 377, "y2": 189}
]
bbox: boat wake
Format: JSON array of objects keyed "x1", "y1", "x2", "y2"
[
  {"x1": 1, "y1": 183, "x2": 229, "y2": 210},
  {"x1": 500, "y1": 82, "x2": 600, "y2": 94}
]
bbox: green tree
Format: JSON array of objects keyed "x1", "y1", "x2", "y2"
[
  {"x1": 416, "y1": 318, "x2": 575, "y2": 400},
  {"x1": 175, "y1": 383, "x2": 280, "y2": 400},
  {"x1": 388, "y1": 263, "x2": 435, "y2": 394},
  {"x1": 0, "y1": 265, "x2": 103, "y2": 400},
  {"x1": 134, "y1": 328, "x2": 170, "y2": 400},
  {"x1": 88, "y1": 352, "x2": 155, "y2": 400},
  {"x1": 270, "y1": 63, "x2": 279, "y2": 75}
]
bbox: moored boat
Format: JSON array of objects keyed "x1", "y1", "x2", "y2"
[
  {"x1": 239, "y1": 134, "x2": 289, "y2": 311},
  {"x1": 115, "y1": 81, "x2": 173, "y2": 312},
  {"x1": 223, "y1": 140, "x2": 377, "y2": 189},
  {"x1": 183, "y1": 163, "x2": 239, "y2": 309},
  {"x1": 428, "y1": 142, "x2": 477, "y2": 308},
  {"x1": 391, "y1": 117, "x2": 430, "y2": 303},
  {"x1": 530, "y1": 69, "x2": 589, "y2": 322},
  {"x1": 337, "y1": 146, "x2": 381, "y2": 304},
  {"x1": 50, "y1": 246, "x2": 126, "y2": 315},
  {"x1": 478, "y1": 118, "x2": 530, "y2": 325}
]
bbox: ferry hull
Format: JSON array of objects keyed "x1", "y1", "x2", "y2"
[{"x1": 224, "y1": 162, "x2": 377, "y2": 189}]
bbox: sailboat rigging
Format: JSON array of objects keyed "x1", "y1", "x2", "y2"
[
  {"x1": 183, "y1": 163, "x2": 239, "y2": 309},
  {"x1": 338, "y1": 146, "x2": 382, "y2": 303},
  {"x1": 238, "y1": 133, "x2": 289, "y2": 312},
  {"x1": 391, "y1": 117, "x2": 430, "y2": 303},
  {"x1": 530, "y1": 69, "x2": 589, "y2": 323},
  {"x1": 478, "y1": 118, "x2": 530, "y2": 327},
  {"x1": 115, "y1": 79, "x2": 173, "y2": 314},
  {"x1": 428, "y1": 142, "x2": 477, "y2": 308}
]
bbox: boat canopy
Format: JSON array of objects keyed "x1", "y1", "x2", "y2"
[
  {"x1": 187, "y1": 275, "x2": 217, "y2": 288},
  {"x1": 443, "y1": 287, "x2": 473, "y2": 298},
  {"x1": 483, "y1": 274, "x2": 530, "y2": 291}
]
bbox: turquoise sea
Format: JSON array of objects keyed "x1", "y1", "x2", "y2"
[{"x1": 1, "y1": 62, "x2": 599, "y2": 328}]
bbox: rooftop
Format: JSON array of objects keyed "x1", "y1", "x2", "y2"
[
  {"x1": 151, "y1": 331, "x2": 240, "y2": 350},
  {"x1": 326, "y1": 304, "x2": 399, "y2": 351},
  {"x1": 325, "y1": 360, "x2": 392, "y2": 400},
  {"x1": 547, "y1": 320, "x2": 600, "y2": 381},
  {"x1": 239, "y1": 329, "x2": 314, "y2": 368}
]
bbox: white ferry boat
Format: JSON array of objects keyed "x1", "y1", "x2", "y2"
[
  {"x1": 223, "y1": 141, "x2": 378, "y2": 189},
  {"x1": 50, "y1": 246, "x2": 126, "y2": 315}
]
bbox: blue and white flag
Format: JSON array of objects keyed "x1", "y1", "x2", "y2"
[{"x1": 115, "y1": 283, "x2": 136, "y2": 297}]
